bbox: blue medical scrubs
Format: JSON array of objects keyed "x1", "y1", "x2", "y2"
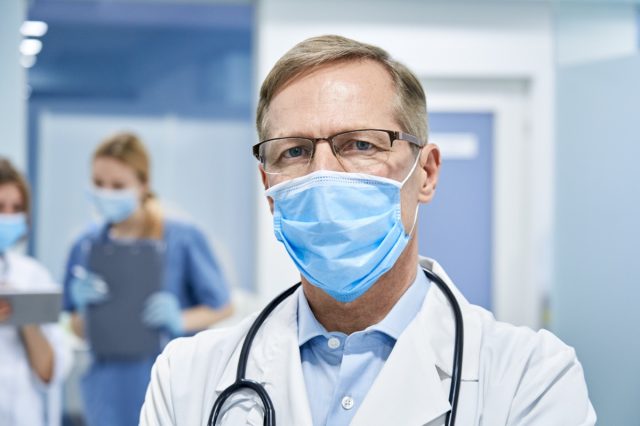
[{"x1": 62, "y1": 219, "x2": 230, "y2": 426}]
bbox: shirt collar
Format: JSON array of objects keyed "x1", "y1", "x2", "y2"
[{"x1": 297, "y1": 266, "x2": 430, "y2": 346}]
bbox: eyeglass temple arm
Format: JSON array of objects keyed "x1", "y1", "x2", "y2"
[{"x1": 394, "y1": 131, "x2": 425, "y2": 148}]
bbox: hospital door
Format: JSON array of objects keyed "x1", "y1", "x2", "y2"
[{"x1": 418, "y1": 112, "x2": 494, "y2": 310}]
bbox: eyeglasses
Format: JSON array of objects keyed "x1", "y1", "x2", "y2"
[{"x1": 252, "y1": 129, "x2": 424, "y2": 176}]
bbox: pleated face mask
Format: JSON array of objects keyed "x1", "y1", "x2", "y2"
[
  {"x1": 87, "y1": 187, "x2": 139, "y2": 224},
  {"x1": 0, "y1": 213, "x2": 27, "y2": 253},
  {"x1": 265, "y1": 159, "x2": 419, "y2": 303}
]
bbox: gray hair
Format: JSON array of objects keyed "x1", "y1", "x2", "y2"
[{"x1": 256, "y1": 34, "x2": 428, "y2": 143}]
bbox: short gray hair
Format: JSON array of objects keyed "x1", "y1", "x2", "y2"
[{"x1": 256, "y1": 34, "x2": 428, "y2": 143}]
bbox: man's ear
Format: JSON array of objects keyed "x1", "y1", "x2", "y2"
[
  {"x1": 418, "y1": 144, "x2": 441, "y2": 204},
  {"x1": 260, "y1": 165, "x2": 275, "y2": 213}
]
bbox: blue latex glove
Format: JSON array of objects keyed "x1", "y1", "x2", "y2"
[
  {"x1": 70, "y1": 266, "x2": 109, "y2": 311},
  {"x1": 142, "y1": 292, "x2": 184, "y2": 337}
]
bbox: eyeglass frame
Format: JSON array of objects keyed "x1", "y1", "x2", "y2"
[{"x1": 252, "y1": 129, "x2": 426, "y2": 170}]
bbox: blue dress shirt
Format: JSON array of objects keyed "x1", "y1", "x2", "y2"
[{"x1": 298, "y1": 267, "x2": 429, "y2": 425}]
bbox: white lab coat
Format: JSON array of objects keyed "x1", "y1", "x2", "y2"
[
  {"x1": 0, "y1": 251, "x2": 70, "y2": 426},
  {"x1": 140, "y1": 258, "x2": 596, "y2": 426}
]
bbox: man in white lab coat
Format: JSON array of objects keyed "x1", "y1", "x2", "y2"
[{"x1": 140, "y1": 35, "x2": 596, "y2": 425}]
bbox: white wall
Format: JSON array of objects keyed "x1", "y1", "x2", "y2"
[
  {"x1": 255, "y1": 0, "x2": 555, "y2": 329},
  {"x1": 554, "y1": 3, "x2": 638, "y2": 67},
  {"x1": 0, "y1": 0, "x2": 26, "y2": 168}
]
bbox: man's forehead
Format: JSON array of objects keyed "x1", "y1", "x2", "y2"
[
  {"x1": 273, "y1": 59, "x2": 394, "y2": 99},
  {"x1": 265, "y1": 59, "x2": 397, "y2": 137}
]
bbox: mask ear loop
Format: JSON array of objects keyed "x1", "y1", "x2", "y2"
[
  {"x1": 400, "y1": 152, "x2": 421, "y2": 187},
  {"x1": 406, "y1": 204, "x2": 420, "y2": 238},
  {"x1": 401, "y1": 151, "x2": 423, "y2": 238}
]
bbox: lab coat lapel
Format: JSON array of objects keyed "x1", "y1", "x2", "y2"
[
  {"x1": 213, "y1": 287, "x2": 313, "y2": 426},
  {"x1": 261, "y1": 288, "x2": 314, "y2": 426},
  {"x1": 352, "y1": 258, "x2": 481, "y2": 426},
  {"x1": 421, "y1": 258, "x2": 481, "y2": 381},
  {"x1": 350, "y1": 287, "x2": 451, "y2": 426}
]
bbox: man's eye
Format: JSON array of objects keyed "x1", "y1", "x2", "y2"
[
  {"x1": 341, "y1": 139, "x2": 375, "y2": 152},
  {"x1": 285, "y1": 146, "x2": 304, "y2": 158},
  {"x1": 355, "y1": 140, "x2": 372, "y2": 150}
]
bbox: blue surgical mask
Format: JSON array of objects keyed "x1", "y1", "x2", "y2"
[
  {"x1": 265, "y1": 160, "x2": 419, "y2": 303},
  {"x1": 88, "y1": 187, "x2": 139, "y2": 223},
  {"x1": 0, "y1": 213, "x2": 27, "y2": 253}
]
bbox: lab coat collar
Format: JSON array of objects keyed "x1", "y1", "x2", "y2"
[{"x1": 213, "y1": 258, "x2": 480, "y2": 425}]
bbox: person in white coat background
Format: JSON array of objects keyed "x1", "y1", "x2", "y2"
[
  {"x1": 140, "y1": 35, "x2": 596, "y2": 426},
  {"x1": 0, "y1": 157, "x2": 69, "y2": 426}
]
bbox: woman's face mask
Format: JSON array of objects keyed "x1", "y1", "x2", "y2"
[
  {"x1": 0, "y1": 213, "x2": 27, "y2": 253},
  {"x1": 0, "y1": 183, "x2": 27, "y2": 252},
  {"x1": 87, "y1": 187, "x2": 139, "y2": 223},
  {"x1": 90, "y1": 157, "x2": 145, "y2": 223}
]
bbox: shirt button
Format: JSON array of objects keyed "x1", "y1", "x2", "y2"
[
  {"x1": 341, "y1": 396, "x2": 355, "y2": 410},
  {"x1": 327, "y1": 336, "x2": 341, "y2": 349}
]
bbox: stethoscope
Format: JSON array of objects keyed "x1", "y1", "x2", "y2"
[{"x1": 208, "y1": 267, "x2": 464, "y2": 426}]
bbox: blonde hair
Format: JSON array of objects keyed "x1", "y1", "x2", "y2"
[
  {"x1": 0, "y1": 157, "x2": 31, "y2": 217},
  {"x1": 93, "y1": 132, "x2": 163, "y2": 239},
  {"x1": 256, "y1": 35, "x2": 428, "y2": 143}
]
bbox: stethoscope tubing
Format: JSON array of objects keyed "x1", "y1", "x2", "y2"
[
  {"x1": 209, "y1": 267, "x2": 463, "y2": 426},
  {"x1": 208, "y1": 283, "x2": 300, "y2": 426},
  {"x1": 422, "y1": 267, "x2": 464, "y2": 426}
]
